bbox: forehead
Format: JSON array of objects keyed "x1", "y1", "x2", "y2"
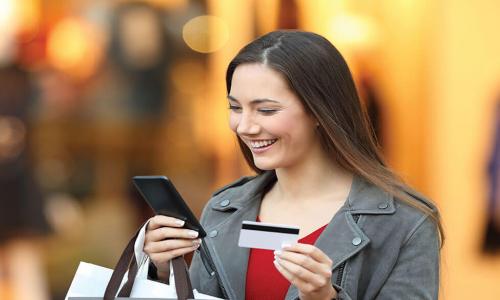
[{"x1": 229, "y1": 63, "x2": 294, "y2": 101}]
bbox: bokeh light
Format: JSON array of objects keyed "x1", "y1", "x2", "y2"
[
  {"x1": 0, "y1": 0, "x2": 17, "y2": 65},
  {"x1": 47, "y1": 18, "x2": 103, "y2": 79},
  {"x1": 327, "y1": 13, "x2": 380, "y2": 52},
  {"x1": 0, "y1": 116, "x2": 26, "y2": 161},
  {"x1": 0, "y1": 0, "x2": 15, "y2": 26},
  {"x1": 45, "y1": 193, "x2": 85, "y2": 239},
  {"x1": 17, "y1": 0, "x2": 41, "y2": 34},
  {"x1": 182, "y1": 15, "x2": 229, "y2": 53}
]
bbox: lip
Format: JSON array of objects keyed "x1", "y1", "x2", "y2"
[{"x1": 245, "y1": 139, "x2": 277, "y2": 154}]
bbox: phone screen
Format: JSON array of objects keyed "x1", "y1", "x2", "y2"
[{"x1": 133, "y1": 176, "x2": 207, "y2": 238}]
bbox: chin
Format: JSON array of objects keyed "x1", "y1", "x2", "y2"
[{"x1": 253, "y1": 159, "x2": 278, "y2": 171}]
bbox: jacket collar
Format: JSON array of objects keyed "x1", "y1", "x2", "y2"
[
  {"x1": 346, "y1": 174, "x2": 395, "y2": 215},
  {"x1": 205, "y1": 171, "x2": 396, "y2": 299},
  {"x1": 209, "y1": 171, "x2": 276, "y2": 211},
  {"x1": 210, "y1": 171, "x2": 396, "y2": 215}
]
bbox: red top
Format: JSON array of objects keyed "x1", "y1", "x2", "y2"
[{"x1": 245, "y1": 218, "x2": 328, "y2": 300}]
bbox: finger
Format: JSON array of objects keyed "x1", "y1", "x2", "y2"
[
  {"x1": 149, "y1": 243, "x2": 200, "y2": 264},
  {"x1": 273, "y1": 259, "x2": 297, "y2": 284},
  {"x1": 147, "y1": 215, "x2": 185, "y2": 230},
  {"x1": 274, "y1": 257, "x2": 329, "y2": 289},
  {"x1": 275, "y1": 250, "x2": 331, "y2": 277},
  {"x1": 281, "y1": 243, "x2": 333, "y2": 266},
  {"x1": 144, "y1": 238, "x2": 201, "y2": 254},
  {"x1": 146, "y1": 227, "x2": 199, "y2": 242},
  {"x1": 273, "y1": 259, "x2": 318, "y2": 293}
]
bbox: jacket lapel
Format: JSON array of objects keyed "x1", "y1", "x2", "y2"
[
  {"x1": 203, "y1": 172, "x2": 276, "y2": 300},
  {"x1": 284, "y1": 211, "x2": 371, "y2": 299}
]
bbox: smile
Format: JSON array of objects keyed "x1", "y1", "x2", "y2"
[{"x1": 249, "y1": 139, "x2": 278, "y2": 149}]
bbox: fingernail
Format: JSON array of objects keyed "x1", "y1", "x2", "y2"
[
  {"x1": 188, "y1": 230, "x2": 199, "y2": 238},
  {"x1": 273, "y1": 250, "x2": 281, "y2": 256},
  {"x1": 176, "y1": 220, "x2": 185, "y2": 226},
  {"x1": 281, "y1": 243, "x2": 291, "y2": 249},
  {"x1": 273, "y1": 259, "x2": 280, "y2": 268},
  {"x1": 193, "y1": 243, "x2": 200, "y2": 248},
  {"x1": 274, "y1": 255, "x2": 280, "y2": 262}
]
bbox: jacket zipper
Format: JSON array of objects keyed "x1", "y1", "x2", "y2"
[
  {"x1": 335, "y1": 214, "x2": 360, "y2": 287},
  {"x1": 197, "y1": 245, "x2": 215, "y2": 276},
  {"x1": 200, "y1": 241, "x2": 229, "y2": 299}
]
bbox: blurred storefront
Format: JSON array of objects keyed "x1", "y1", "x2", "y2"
[{"x1": 1, "y1": 0, "x2": 500, "y2": 299}]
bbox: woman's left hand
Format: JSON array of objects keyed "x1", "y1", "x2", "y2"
[{"x1": 274, "y1": 243, "x2": 337, "y2": 300}]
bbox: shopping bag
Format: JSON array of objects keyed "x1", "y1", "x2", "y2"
[
  {"x1": 65, "y1": 261, "x2": 217, "y2": 299},
  {"x1": 65, "y1": 261, "x2": 175, "y2": 299},
  {"x1": 65, "y1": 221, "x2": 222, "y2": 300}
]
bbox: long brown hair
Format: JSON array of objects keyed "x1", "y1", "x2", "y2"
[{"x1": 226, "y1": 30, "x2": 444, "y2": 245}]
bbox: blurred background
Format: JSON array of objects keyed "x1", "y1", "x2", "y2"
[{"x1": 0, "y1": 0, "x2": 499, "y2": 299}]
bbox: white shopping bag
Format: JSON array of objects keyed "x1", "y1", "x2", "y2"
[
  {"x1": 65, "y1": 261, "x2": 219, "y2": 299},
  {"x1": 65, "y1": 222, "x2": 222, "y2": 300}
]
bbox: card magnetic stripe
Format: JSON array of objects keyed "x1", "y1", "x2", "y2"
[{"x1": 241, "y1": 224, "x2": 300, "y2": 234}]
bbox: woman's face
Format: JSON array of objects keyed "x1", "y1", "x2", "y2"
[{"x1": 228, "y1": 63, "x2": 320, "y2": 171}]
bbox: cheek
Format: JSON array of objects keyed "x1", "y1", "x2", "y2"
[
  {"x1": 267, "y1": 120, "x2": 292, "y2": 136},
  {"x1": 270, "y1": 112, "x2": 312, "y2": 138}
]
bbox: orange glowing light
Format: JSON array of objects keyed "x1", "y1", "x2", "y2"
[
  {"x1": 0, "y1": 0, "x2": 15, "y2": 25},
  {"x1": 183, "y1": 15, "x2": 229, "y2": 53},
  {"x1": 326, "y1": 13, "x2": 380, "y2": 52},
  {"x1": 0, "y1": 0, "x2": 40, "y2": 39},
  {"x1": 47, "y1": 18, "x2": 103, "y2": 79},
  {"x1": 0, "y1": 0, "x2": 16, "y2": 64},
  {"x1": 17, "y1": 0, "x2": 40, "y2": 34}
]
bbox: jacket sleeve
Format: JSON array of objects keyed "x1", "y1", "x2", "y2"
[{"x1": 376, "y1": 216, "x2": 440, "y2": 299}]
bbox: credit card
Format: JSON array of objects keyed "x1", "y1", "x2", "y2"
[{"x1": 238, "y1": 220, "x2": 300, "y2": 250}]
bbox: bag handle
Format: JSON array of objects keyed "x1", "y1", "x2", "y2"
[
  {"x1": 172, "y1": 256, "x2": 195, "y2": 299},
  {"x1": 103, "y1": 223, "x2": 142, "y2": 300},
  {"x1": 103, "y1": 221, "x2": 195, "y2": 300}
]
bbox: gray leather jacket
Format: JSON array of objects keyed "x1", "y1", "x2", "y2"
[{"x1": 190, "y1": 171, "x2": 440, "y2": 299}]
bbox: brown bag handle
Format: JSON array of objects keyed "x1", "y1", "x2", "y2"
[
  {"x1": 103, "y1": 221, "x2": 195, "y2": 300},
  {"x1": 171, "y1": 256, "x2": 194, "y2": 300}
]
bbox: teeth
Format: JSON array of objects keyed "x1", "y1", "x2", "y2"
[{"x1": 250, "y1": 139, "x2": 277, "y2": 148}]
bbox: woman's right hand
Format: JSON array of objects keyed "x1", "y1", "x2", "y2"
[{"x1": 143, "y1": 215, "x2": 202, "y2": 281}]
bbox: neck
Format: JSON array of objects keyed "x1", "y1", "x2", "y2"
[{"x1": 273, "y1": 148, "x2": 353, "y2": 204}]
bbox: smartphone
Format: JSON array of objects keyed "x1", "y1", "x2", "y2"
[{"x1": 132, "y1": 176, "x2": 207, "y2": 238}]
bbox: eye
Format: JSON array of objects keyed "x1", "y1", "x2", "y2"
[
  {"x1": 228, "y1": 105, "x2": 242, "y2": 112},
  {"x1": 258, "y1": 108, "x2": 279, "y2": 115}
]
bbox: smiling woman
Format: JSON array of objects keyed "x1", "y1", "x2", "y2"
[{"x1": 143, "y1": 30, "x2": 443, "y2": 300}]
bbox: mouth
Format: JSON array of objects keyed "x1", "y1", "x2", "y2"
[{"x1": 247, "y1": 138, "x2": 278, "y2": 150}]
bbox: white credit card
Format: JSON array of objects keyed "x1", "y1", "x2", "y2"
[{"x1": 238, "y1": 220, "x2": 300, "y2": 250}]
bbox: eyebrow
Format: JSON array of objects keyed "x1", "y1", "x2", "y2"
[{"x1": 227, "y1": 95, "x2": 280, "y2": 104}]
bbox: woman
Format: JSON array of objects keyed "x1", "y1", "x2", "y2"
[{"x1": 144, "y1": 31, "x2": 443, "y2": 300}]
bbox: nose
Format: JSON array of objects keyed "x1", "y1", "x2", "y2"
[{"x1": 236, "y1": 112, "x2": 260, "y2": 136}]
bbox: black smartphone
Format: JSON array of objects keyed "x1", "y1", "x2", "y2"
[{"x1": 132, "y1": 176, "x2": 207, "y2": 238}]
